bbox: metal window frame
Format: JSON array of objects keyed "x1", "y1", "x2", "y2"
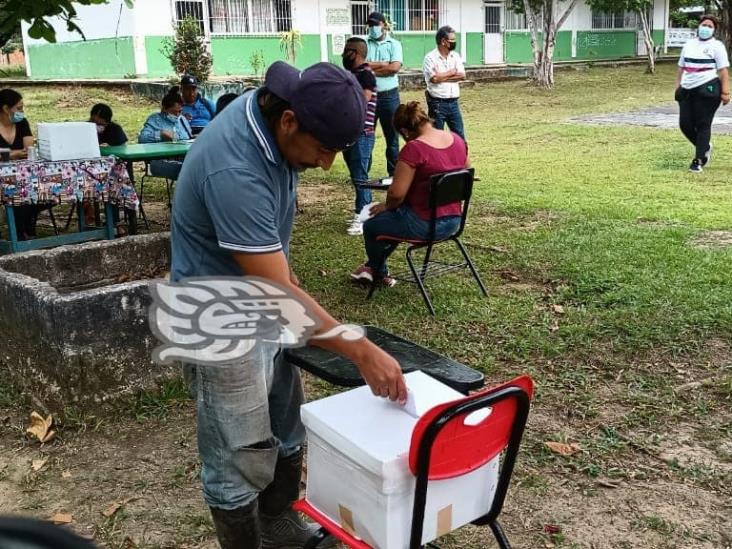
[
  {"x1": 591, "y1": 9, "x2": 643, "y2": 31},
  {"x1": 376, "y1": 0, "x2": 443, "y2": 33},
  {"x1": 172, "y1": 0, "x2": 291, "y2": 37}
]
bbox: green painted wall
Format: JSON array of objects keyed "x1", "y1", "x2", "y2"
[
  {"x1": 28, "y1": 37, "x2": 135, "y2": 79},
  {"x1": 145, "y1": 36, "x2": 173, "y2": 78},
  {"x1": 505, "y1": 31, "x2": 572, "y2": 63},
  {"x1": 576, "y1": 30, "x2": 636, "y2": 59},
  {"x1": 392, "y1": 33, "x2": 438, "y2": 68},
  {"x1": 210, "y1": 34, "x2": 320, "y2": 75},
  {"x1": 465, "y1": 32, "x2": 483, "y2": 65},
  {"x1": 652, "y1": 29, "x2": 664, "y2": 46}
]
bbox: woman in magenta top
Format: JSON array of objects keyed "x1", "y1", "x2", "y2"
[{"x1": 351, "y1": 101, "x2": 468, "y2": 286}]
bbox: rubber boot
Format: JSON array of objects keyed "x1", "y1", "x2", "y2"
[
  {"x1": 209, "y1": 499, "x2": 261, "y2": 549},
  {"x1": 259, "y1": 450, "x2": 335, "y2": 549}
]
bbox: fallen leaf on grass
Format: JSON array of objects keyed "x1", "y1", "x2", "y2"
[
  {"x1": 102, "y1": 497, "x2": 136, "y2": 518},
  {"x1": 549, "y1": 319, "x2": 560, "y2": 332},
  {"x1": 551, "y1": 304, "x2": 565, "y2": 314},
  {"x1": 31, "y1": 457, "x2": 48, "y2": 471},
  {"x1": 544, "y1": 524, "x2": 562, "y2": 534},
  {"x1": 49, "y1": 512, "x2": 73, "y2": 524},
  {"x1": 544, "y1": 442, "x2": 581, "y2": 456},
  {"x1": 317, "y1": 269, "x2": 327, "y2": 277},
  {"x1": 26, "y1": 412, "x2": 56, "y2": 444},
  {"x1": 61, "y1": 471, "x2": 72, "y2": 479}
]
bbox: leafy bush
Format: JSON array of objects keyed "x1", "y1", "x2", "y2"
[{"x1": 161, "y1": 17, "x2": 213, "y2": 83}]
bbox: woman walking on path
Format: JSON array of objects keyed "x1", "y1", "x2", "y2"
[{"x1": 676, "y1": 14, "x2": 730, "y2": 173}]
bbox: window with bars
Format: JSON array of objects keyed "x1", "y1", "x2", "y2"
[
  {"x1": 174, "y1": 1, "x2": 206, "y2": 33},
  {"x1": 504, "y1": 10, "x2": 527, "y2": 31},
  {"x1": 374, "y1": 0, "x2": 441, "y2": 32},
  {"x1": 591, "y1": 10, "x2": 640, "y2": 30},
  {"x1": 175, "y1": 0, "x2": 292, "y2": 35},
  {"x1": 351, "y1": 0, "x2": 373, "y2": 35}
]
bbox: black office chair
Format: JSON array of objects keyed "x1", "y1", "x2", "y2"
[{"x1": 367, "y1": 168, "x2": 488, "y2": 315}]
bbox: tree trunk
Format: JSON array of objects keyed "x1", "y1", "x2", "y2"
[
  {"x1": 638, "y1": 8, "x2": 655, "y2": 74},
  {"x1": 523, "y1": 0, "x2": 542, "y2": 81},
  {"x1": 538, "y1": 25, "x2": 556, "y2": 88},
  {"x1": 535, "y1": 0, "x2": 557, "y2": 88},
  {"x1": 532, "y1": 0, "x2": 579, "y2": 88}
]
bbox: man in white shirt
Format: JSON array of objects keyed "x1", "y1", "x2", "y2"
[{"x1": 423, "y1": 25, "x2": 467, "y2": 140}]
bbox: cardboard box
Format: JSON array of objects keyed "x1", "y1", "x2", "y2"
[
  {"x1": 301, "y1": 371, "x2": 498, "y2": 549},
  {"x1": 37, "y1": 122, "x2": 101, "y2": 161}
]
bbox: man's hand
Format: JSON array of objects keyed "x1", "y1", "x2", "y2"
[
  {"x1": 722, "y1": 92, "x2": 730, "y2": 106},
  {"x1": 160, "y1": 130, "x2": 174, "y2": 141},
  {"x1": 352, "y1": 342, "x2": 407, "y2": 403},
  {"x1": 369, "y1": 202, "x2": 387, "y2": 216}
]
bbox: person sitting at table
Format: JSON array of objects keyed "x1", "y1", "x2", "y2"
[
  {"x1": 215, "y1": 92, "x2": 239, "y2": 115},
  {"x1": 89, "y1": 103, "x2": 127, "y2": 147},
  {"x1": 138, "y1": 86, "x2": 192, "y2": 181},
  {"x1": 0, "y1": 88, "x2": 43, "y2": 241},
  {"x1": 350, "y1": 101, "x2": 468, "y2": 287},
  {"x1": 180, "y1": 75, "x2": 216, "y2": 135}
]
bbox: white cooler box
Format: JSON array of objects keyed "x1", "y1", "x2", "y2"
[
  {"x1": 37, "y1": 122, "x2": 100, "y2": 161},
  {"x1": 301, "y1": 371, "x2": 499, "y2": 549}
]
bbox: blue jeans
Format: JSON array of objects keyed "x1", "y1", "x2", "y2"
[
  {"x1": 426, "y1": 95, "x2": 466, "y2": 141},
  {"x1": 376, "y1": 89, "x2": 401, "y2": 176},
  {"x1": 183, "y1": 343, "x2": 305, "y2": 510},
  {"x1": 342, "y1": 132, "x2": 375, "y2": 212},
  {"x1": 363, "y1": 206, "x2": 461, "y2": 275}
]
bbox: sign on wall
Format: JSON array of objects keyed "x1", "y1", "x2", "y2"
[
  {"x1": 666, "y1": 29, "x2": 696, "y2": 48},
  {"x1": 332, "y1": 33, "x2": 346, "y2": 55},
  {"x1": 325, "y1": 7, "x2": 351, "y2": 32}
]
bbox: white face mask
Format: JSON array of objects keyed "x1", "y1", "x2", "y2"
[
  {"x1": 698, "y1": 25, "x2": 714, "y2": 40},
  {"x1": 96, "y1": 124, "x2": 105, "y2": 134}
]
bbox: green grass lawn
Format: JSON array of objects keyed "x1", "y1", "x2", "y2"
[{"x1": 4, "y1": 64, "x2": 731, "y2": 547}]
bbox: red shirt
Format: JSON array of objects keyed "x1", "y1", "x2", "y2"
[{"x1": 399, "y1": 134, "x2": 467, "y2": 220}]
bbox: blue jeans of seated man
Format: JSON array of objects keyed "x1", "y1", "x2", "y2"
[
  {"x1": 426, "y1": 96, "x2": 466, "y2": 142},
  {"x1": 183, "y1": 343, "x2": 305, "y2": 510},
  {"x1": 375, "y1": 89, "x2": 401, "y2": 176},
  {"x1": 363, "y1": 206, "x2": 461, "y2": 275},
  {"x1": 150, "y1": 159, "x2": 183, "y2": 180},
  {"x1": 342, "y1": 132, "x2": 375, "y2": 212}
]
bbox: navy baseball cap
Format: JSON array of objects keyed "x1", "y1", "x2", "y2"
[
  {"x1": 367, "y1": 11, "x2": 386, "y2": 25},
  {"x1": 180, "y1": 74, "x2": 198, "y2": 86},
  {"x1": 265, "y1": 61, "x2": 366, "y2": 151}
]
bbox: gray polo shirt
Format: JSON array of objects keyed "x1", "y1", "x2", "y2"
[{"x1": 170, "y1": 90, "x2": 298, "y2": 281}]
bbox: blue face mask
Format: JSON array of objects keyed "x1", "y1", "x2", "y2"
[
  {"x1": 698, "y1": 25, "x2": 714, "y2": 40},
  {"x1": 11, "y1": 111, "x2": 24, "y2": 124},
  {"x1": 368, "y1": 25, "x2": 383, "y2": 40}
]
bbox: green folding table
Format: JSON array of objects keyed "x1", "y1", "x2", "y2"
[{"x1": 101, "y1": 142, "x2": 192, "y2": 233}]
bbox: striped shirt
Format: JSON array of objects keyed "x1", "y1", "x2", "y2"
[
  {"x1": 678, "y1": 37, "x2": 729, "y2": 89},
  {"x1": 351, "y1": 63, "x2": 378, "y2": 135}
]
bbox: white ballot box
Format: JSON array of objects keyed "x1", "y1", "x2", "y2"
[
  {"x1": 37, "y1": 122, "x2": 101, "y2": 161},
  {"x1": 301, "y1": 371, "x2": 498, "y2": 549}
]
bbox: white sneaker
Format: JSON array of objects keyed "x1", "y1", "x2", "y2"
[{"x1": 347, "y1": 214, "x2": 363, "y2": 235}]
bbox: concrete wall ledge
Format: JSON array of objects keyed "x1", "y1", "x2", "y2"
[{"x1": 0, "y1": 233, "x2": 174, "y2": 412}]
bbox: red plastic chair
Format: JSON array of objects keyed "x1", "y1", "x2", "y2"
[{"x1": 295, "y1": 375, "x2": 534, "y2": 549}]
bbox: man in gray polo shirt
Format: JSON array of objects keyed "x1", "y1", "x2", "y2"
[{"x1": 171, "y1": 61, "x2": 407, "y2": 548}]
